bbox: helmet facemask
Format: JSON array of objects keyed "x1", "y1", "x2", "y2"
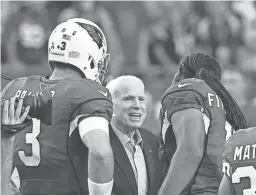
[
  {"x1": 97, "y1": 52, "x2": 110, "y2": 83},
  {"x1": 78, "y1": 22, "x2": 110, "y2": 83}
]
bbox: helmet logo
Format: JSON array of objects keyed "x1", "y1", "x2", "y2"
[
  {"x1": 62, "y1": 34, "x2": 71, "y2": 41},
  {"x1": 68, "y1": 51, "x2": 80, "y2": 59}
]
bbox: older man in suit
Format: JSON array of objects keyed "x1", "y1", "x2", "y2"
[{"x1": 106, "y1": 75, "x2": 164, "y2": 195}]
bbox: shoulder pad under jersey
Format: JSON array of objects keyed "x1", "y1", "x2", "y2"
[
  {"x1": 161, "y1": 78, "x2": 213, "y2": 101},
  {"x1": 64, "y1": 77, "x2": 112, "y2": 105}
]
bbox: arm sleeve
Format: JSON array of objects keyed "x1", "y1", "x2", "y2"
[
  {"x1": 69, "y1": 99, "x2": 113, "y2": 137},
  {"x1": 78, "y1": 117, "x2": 109, "y2": 138},
  {"x1": 162, "y1": 90, "x2": 204, "y2": 122}
]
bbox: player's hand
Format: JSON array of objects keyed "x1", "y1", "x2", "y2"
[{"x1": 2, "y1": 97, "x2": 30, "y2": 125}]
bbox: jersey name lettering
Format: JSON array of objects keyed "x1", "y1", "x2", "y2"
[
  {"x1": 233, "y1": 144, "x2": 256, "y2": 161},
  {"x1": 14, "y1": 90, "x2": 56, "y2": 98},
  {"x1": 207, "y1": 93, "x2": 224, "y2": 110}
]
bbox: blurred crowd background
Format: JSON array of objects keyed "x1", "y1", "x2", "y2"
[{"x1": 1, "y1": 1, "x2": 256, "y2": 134}]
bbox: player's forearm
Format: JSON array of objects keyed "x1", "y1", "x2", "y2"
[
  {"x1": 88, "y1": 146, "x2": 114, "y2": 183},
  {"x1": 218, "y1": 175, "x2": 234, "y2": 195},
  {"x1": 158, "y1": 147, "x2": 203, "y2": 195},
  {"x1": 218, "y1": 184, "x2": 233, "y2": 195},
  {"x1": 1, "y1": 135, "x2": 16, "y2": 195},
  {"x1": 88, "y1": 148, "x2": 114, "y2": 195},
  {"x1": 9, "y1": 180, "x2": 22, "y2": 195}
]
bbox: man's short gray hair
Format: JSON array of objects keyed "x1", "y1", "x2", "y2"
[{"x1": 106, "y1": 75, "x2": 145, "y2": 98}]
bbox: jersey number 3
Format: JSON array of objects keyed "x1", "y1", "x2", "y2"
[
  {"x1": 18, "y1": 118, "x2": 41, "y2": 166},
  {"x1": 233, "y1": 166, "x2": 256, "y2": 195}
]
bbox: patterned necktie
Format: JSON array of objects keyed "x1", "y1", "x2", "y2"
[{"x1": 130, "y1": 139, "x2": 148, "y2": 195}]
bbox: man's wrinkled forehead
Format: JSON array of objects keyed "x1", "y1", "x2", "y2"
[
  {"x1": 118, "y1": 85, "x2": 130, "y2": 95},
  {"x1": 114, "y1": 80, "x2": 144, "y2": 98}
]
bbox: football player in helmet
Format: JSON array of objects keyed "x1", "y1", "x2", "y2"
[
  {"x1": 219, "y1": 127, "x2": 256, "y2": 195},
  {"x1": 2, "y1": 18, "x2": 114, "y2": 195},
  {"x1": 158, "y1": 53, "x2": 247, "y2": 195}
]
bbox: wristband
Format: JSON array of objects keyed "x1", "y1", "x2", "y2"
[{"x1": 88, "y1": 178, "x2": 114, "y2": 195}]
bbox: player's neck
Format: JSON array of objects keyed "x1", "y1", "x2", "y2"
[{"x1": 49, "y1": 68, "x2": 82, "y2": 80}]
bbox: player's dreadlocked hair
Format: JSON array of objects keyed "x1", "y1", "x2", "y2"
[{"x1": 180, "y1": 52, "x2": 247, "y2": 131}]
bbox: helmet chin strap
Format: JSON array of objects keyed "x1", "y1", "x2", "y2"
[{"x1": 95, "y1": 74, "x2": 105, "y2": 84}]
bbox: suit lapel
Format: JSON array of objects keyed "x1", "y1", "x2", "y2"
[
  {"x1": 109, "y1": 127, "x2": 137, "y2": 194},
  {"x1": 140, "y1": 129, "x2": 155, "y2": 195}
]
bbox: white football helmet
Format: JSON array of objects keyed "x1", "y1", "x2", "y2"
[{"x1": 48, "y1": 18, "x2": 110, "y2": 83}]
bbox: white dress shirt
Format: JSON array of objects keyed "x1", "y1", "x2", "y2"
[{"x1": 112, "y1": 124, "x2": 148, "y2": 195}]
